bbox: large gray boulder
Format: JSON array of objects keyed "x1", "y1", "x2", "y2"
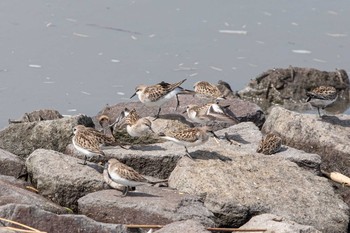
[
  {"x1": 0, "y1": 175, "x2": 67, "y2": 214},
  {"x1": 0, "y1": 148, "x2": 25, "y2": 177},
  {"x1": 78, "y1": 187, "x2": 215, "y2": 227},
  {"x1": 168, "y1": 123, "x2": 349, "y2": 232},
  {"x1": 238, "y1": 67, "x2": 349, "y2": 113},
  {"x1": 0, "y1": 114, "x2": 93, "y2": 158},
  {"x1": 0, "y1": 204, "x2": 126, "y2": 233},
  {"x1": 25, "y1": 149, "x2": 105, "y2": 211},
  {"x1": 262, "y1": 106, "x2": 350, "y2": 176},
  {"x1": 240, "y1": 214, "x2": 321, "y2": 233}
]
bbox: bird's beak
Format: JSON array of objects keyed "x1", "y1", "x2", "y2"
[
  {"x1": 130, "y1": 92, "x2": 137, "y2": 99},
  {"x1": 209, "y1": 131, "x2": 219, "y2": 139},
  {"x1": 182, "y1": 109, "x2": 187, "y2": 114}
]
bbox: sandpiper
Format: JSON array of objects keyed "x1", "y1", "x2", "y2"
[
  {"x1": 72, "y1": 125, "x2": 116, "y2": 165},
  {"x1": 105, "y1": 158, "x2": 167, "y2": 196},
  {"x1": 121, "y1": 108, "x2": 154, "y2": 137},
  {"x1": 184, "y1": 103, "x2": 239, "y2": 125},
  {"x1": 159, "y1": 126, "x2": 218, "y2": 159},
  {"x1": 256, "y1": 133, "x2": 282, "y2": 155},
  {"x1": 130, "y1": 79, "x2": 194, "y2": 119},
  {"x1": 306, "y1": 86, "x2": 337, "y2": 117},
  {"x1": 193, "y1": 81, "x2": 225, "y2": 100}
]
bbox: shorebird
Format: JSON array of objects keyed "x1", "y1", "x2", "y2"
[
  {"x1": 72, "y1": 125, "x2": 123, "y2": 165},
  {"x1": 159, "y1": 126, "x2": 219, "y2": 159},
  {"x1": 256, "y1": 133, "x2": 282, "y2": 155},
  {"x1": 130, "y1": 79, "x2": 194, "y2": 120},
  {"x1": 184, "y1": 103, "x2": 240, "y2": 125},
  {"x1": 105, "y1": 158, "x2": 167, "y2": 196},
  {"x1": 193, "y1": 81, "x2": 225, "y2": 100},
  {"x1": 120, "y1": 108, "x2": 154, "y2": 137},
  {"x1": 306, "y1": 86, "x2": 337, "y2": 117}
]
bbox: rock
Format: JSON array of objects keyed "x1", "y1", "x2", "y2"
[
  {"x1": 0, "y1": 175, "x2": 67, "y2": 214},
  {"x1": 95, "y1": 94, "x2": 265, "y2": 130},
  {"x1": 78, "y1": 187, "x2": 215, "y2": 227},
  {"x1": 168, "y1": 123, "x2": 349, "y2": 232},
  {"x1": 25, "y1": 149, "x2": 105, "y2": 211},
  {"x1": 0, "y1": 114, "x2": 94, "y2": 158},
  {"x1": 262, "y1": 106, "x2": 350, "y2": 206},
  {"x1": 0, "y1": 204, "x2": 126, "y2": 233},
  {"x1": 240, "y1": 214, "x2": 321, "y2": 233},
  {"x1": 238, "y1": 67, "x2": 350, "y2": 113},
  {"x1": 66, "y1": 142, "x2": 182, "y2": 179},
  {"x1": 155, "y1": 220, "x2": 211, "y2": 233},
  {"x1": 8, "y1": 109, "x2": 63, "y2": 124},
  {"x1": 0, "y1": 148, "x2": 25, "y2": 177}
]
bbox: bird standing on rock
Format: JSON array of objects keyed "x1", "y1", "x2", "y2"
[
  {"x1": 130, "y1": 79, "x2": 194, "y2": 120},
  {"x1": 306, "y1": 86, "x2": 337, "y2": 117}
]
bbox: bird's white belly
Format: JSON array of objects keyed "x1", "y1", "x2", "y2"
[
  {"x1": 309, "y1": 98, "x2": 336, "y2": 108},
  {"x1": 109, "y1": 172, "x2": 144, "y2": 187},
  {"x1": 72, "y1": 140, "x2": 98, "y2": 159}
]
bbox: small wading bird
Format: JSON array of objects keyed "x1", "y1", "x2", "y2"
[
  {"x1": 306, "y1": 86, "x2": 337, "y2": 117},
  {"x1": 104, "y1": 158, "x2": 167, "y2": 196},
  {"x1": 72, "y1": 125, "x2": 123, "y2": 165},
  {"x1": 193, "y1": 81, "x2": 225, "y2": 100},
  {"x1": 159, "y1": 126, "x2": 219, "y2": 159},
  {"x1": 184, "y1": 103, "x2": 240, "y2": 125},
  {"x1": 256, "y1": 133, "x2": 282, "y2": 155},
  {"x1": 118, "y1": 108, "x2": 154, "y2": 137},
  {"x1": 130, "y1": 79, "x2": 194, "y2": 120}
]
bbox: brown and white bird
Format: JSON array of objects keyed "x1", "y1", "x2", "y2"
[
  {"x1": 159, "y1": 126, "x2": 218, "y2": 159},
  {"x1": 121, "y1": 108, "x2": 154, "y2": 137},
  {"x1": 306, "y1": 86, "x2": 338, "y2": 117},
  {"x1": 256, "y1": 133, "x2": 282, "y2": 155},
  {"x1": 185, "y1": 103, "x2": 239, "y2": 125},
  {"x1": 104, "y1": 158, "x2": 167, "y2": 196},
  {"x1": 193, "y1": 81, "x2": 225, "y2": 100},
  {"x1": 72, "y1": 125, "x2": 115, "y2": 165},
  {"x1": 130, "y1": 79, "x2": 194, "y2": 119}
]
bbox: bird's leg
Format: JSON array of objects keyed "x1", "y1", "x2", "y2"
[
  {"x1": 209, "y1": 130, "x2": 220, "y2": 144},
  {"x1": 184, "y1": 146, "x2": 193, "y2": 159},
  {"x1": 175, "y1": 94, "x2": 180, "y2": 110},
  {"x1": 317, "y1": 107, "x2": 321, "y2": 117},
  {"x1": 153, "y1": 108, "x2": 162, "y2": 121},
  {"x1": 122, "y1": 186, "x2": 129, "y2": 197},
  {"x1": 78, "y1": 155, "x2": 88, "y2": 165},
  {"x1": 224, "y1": 132, "x2": 233, "y2": 145}
]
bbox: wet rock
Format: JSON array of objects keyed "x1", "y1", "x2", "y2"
[
  {"x1": 95, "y1": 94, "x2": 265, "y2": 130},
  {"x1": 0, "y1": 204, "x2": 126, "y2": 233},
  {"x1": 78, "y1": 187, "x2": 215, "y2": 227},
  {"x1": 238, "y1": 67, "x2": 350, "y2": 113},
  {"x1": 8, "y1": 109, "x2": 63, "y2": 124},
  {"x1": 168, "y1": 123, "x2": 349, "y2": 232},
  {"x1": 0, "y1": 114, "x2": 94, "y2": 158},
  {"x1": 0, "y1": 175, "x2": 67, "y2": 214},
  {"x1": 240, "y1": 214, "x2": 321, "y2": 233},
  {"x1": 0, "y1": 148, "x2": 25, "y2": 177},
  {"x1": 155, "y1": 220, "x2": 210, "y2": 233},
  {"x1": 25, "y1": 149, "x2": 105, "y2": 211}
]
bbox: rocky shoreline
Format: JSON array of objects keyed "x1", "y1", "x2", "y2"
[{"x1": 1, "y1": 67, "x2": 350, "y2": 233}]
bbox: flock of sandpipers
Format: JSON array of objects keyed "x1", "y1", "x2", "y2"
[{"x1": 72, "y1": 79, "x2": 338, "y2": 196}]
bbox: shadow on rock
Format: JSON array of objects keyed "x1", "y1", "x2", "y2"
[
  {"x1": 320, "y1": 115, "x2": 350, "y2": 127},
  {"x1": 190, "y1": 150, "x2": 232, "y2": 161}
]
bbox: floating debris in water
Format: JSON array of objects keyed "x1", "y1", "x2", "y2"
[
  {"x1": 189, "y1": 73, "x2": 198, "y2": 77},
  {"x1": 73, "y1": 32, "x2": 89, "y2": 38},
  {"x1": 326, "y1": 33, "x2": 347, "y2": 37},
  {"x1": 313, "y1": 58, "x2": 327, "y2": 63},
  {"x1": 80, "y1": 91, "x2": 91, "y2": 95},
  {"x1": 210, "y1": 66, "x2": 223, "y2": 71},
  {"x1": 131, "y1": 35, "x2": 137, "y2": 40},
  {"x1": 291, "y1": 22, "x2": 299, "y2": 26},
  {"x1": 117, "y1": 92, "x2": 125, "y2": 96},
  {"x1": 263, "y1": 11, "x2": 272, "y2": 16},
  {"x1": 28, "y1": 64, "x2": 42, "y2": 68},
  {"x1": 66, "y1": 18, "x2": 77, "y2": 23},
  {"x1": 148, "y1": 34, "x2": 156, "y2": 38},
  {"x1": 111, "y1": 59, "x2": 120, "y2": 63},
  {"x1": 292, "y1": 50, "x2": 311, "y2": 54},
  {"x1": 218, "y1": 30, "x2": 247, "y2": 35},
  {"x1": 67, "y1": 109, "x2": 77, "y2": 112}
]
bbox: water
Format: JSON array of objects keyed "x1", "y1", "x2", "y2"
[{"x1": 0, "y1": 0, "x2": 349, "y2": 128}]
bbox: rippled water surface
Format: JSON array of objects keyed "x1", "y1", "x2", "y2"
[{"x1": 0, "y1": 0, "x2": 349, "y2": 128}]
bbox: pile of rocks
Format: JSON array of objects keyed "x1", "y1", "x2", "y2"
[{"x1": 1, "y1": 67, "x2": 349, "y2": 233}]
